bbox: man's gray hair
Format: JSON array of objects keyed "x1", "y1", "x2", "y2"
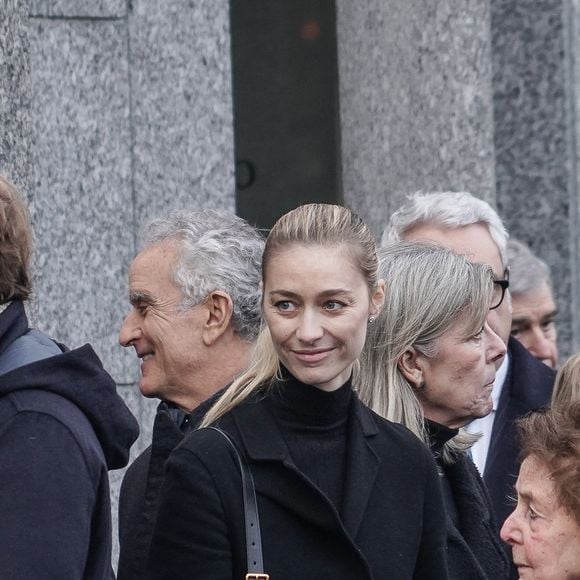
[
  {"x1": 382, "y1": 191, "x2": 509, "y2": 267},
  {"x1": 142, "y1": 209, "x2": 264, "y2": 341},
  {"x1": 507, "y1": 238, "x2": 552, "y2": 296}
]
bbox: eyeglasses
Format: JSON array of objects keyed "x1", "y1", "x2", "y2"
[{"x1": 490, "y1": 268, "x2": 510, "y2": 310}]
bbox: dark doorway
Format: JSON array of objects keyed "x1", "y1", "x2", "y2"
[{"x1": 230, "y1": 0, "x2": 342, "y2": 230}]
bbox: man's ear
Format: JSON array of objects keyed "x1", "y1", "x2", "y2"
[
  {"x1": 398, "y1": 346, "x2": 425, "y2": 388},
  {"x1": 201, "y1": 291, "x2": 234, "y2": 346}
]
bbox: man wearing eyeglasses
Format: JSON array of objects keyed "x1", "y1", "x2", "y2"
[{"x1": 382, "y1": 191, "x2": 555, "y2": 578}]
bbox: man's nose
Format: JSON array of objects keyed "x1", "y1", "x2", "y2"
[
  {"x1": 119, "y1": 311, "x2": 141, "y2": 347},
  {"x1": 527, "y1": 326, "x2": 555, "y2": 362}
]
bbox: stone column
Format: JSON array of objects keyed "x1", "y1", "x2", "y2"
[
  {"x1": 490, "y1": 0, "x2": 576, "y2": 358},
  {"x1": 28, "y1": 0, "x2": 234, "y2": 566},
  {"x1": 567, "y1": 0, "x2": 580, "y2": 353},
  {"x1": 336, "y1": 0, "x2": 497, "y2": 237},
  {"x1": 0, "y1": 0, "x2": 32, "y2": 192}
]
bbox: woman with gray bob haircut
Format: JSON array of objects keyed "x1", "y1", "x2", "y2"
[{"x1": 358, "y1": 240, "x2": 509, "y2": 580}]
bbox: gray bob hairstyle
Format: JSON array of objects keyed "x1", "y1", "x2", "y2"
[
  {"x1": 142, "y1": 209, "x2": 264, "y2": 341},
  {"x1": 357, "y1": 241, "x2": 494, "y2": 463},
  {"x1": 200, "y1": 203, "x2": 381, "y2": 428},
  {"x1": 382, "y1": 191, "x2": 509, "y2": 267}
]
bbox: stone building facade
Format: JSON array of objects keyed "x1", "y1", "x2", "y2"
[{"x1": 2, "y1": 0, "x2": 579, "y2": 566}]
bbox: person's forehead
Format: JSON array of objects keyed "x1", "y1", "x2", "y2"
[
  {"x1": 403, "y1": 222, "x2": 504, "y2": 274},
  {"x1": 512, "y1": 281, "x2": 556, "y2": 312},
  {"x1": 128, "y1": 241, "x2": 182, "y2": 296},
  {"x1": 517, "y1": 456, "x2": 555, "y2": 503}
]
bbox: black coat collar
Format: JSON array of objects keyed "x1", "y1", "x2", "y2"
[{"x1": 229, "y1": 387, "x2": 380, "y2": 540}]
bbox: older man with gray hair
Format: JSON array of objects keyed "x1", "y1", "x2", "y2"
[
  {"x1": 383, "y1": 192, "x2": 555, "y2": 580},
  {"x1": 507, "y1": 238, "x2": 558, "y2": 368},
  {"x1": 117, "y1": 210, "x2": 264, "y2": 580}
]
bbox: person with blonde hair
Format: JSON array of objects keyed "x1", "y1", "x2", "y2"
[
  {"x1": 501, "y1": 402, "x2": 580, "y2": 579},
  {"x1": 551, "y1": 352, "x2": 580, "y2": 409},
  {"x1": 358, "y1": 240, "x2": 509, "y2": 579},
  {"x1": 148, "y1": 204, "x2": 448, "y2": 579},
  {"x1": 0, "y1": 174, "x2": 139, "y2": 578}
]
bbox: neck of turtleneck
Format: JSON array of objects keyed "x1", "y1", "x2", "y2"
[
  {"x1": 264, "y1": 367, "x2": 353, "y2": 513},
  {"x1": 267, "y1": 367, "x2": 353, "y2": 428},
  {"x1": 424, "y1": 418, "x2": 460, "y2": 529},
  {"x1": 424, "y1": 418, "x2": 459, "y2": 460}
]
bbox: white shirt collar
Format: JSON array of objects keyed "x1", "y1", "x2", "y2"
[
  {"x1": 0, "y1": 301, "x2": 11, "y2": 317},
  {"x1": 491, "y1": 351, "x2": 510, "y2": 411}
]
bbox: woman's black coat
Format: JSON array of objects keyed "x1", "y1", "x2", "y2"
[
  {"x1": 147, "y1": 390, "x2": 449, "y2": 580},
  {"x1": 442, "y1": 454, "x2": 509, "y2": 579}
]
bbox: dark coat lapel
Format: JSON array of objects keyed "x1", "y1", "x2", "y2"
[
  {"x1": 231, "y1": 398, "x2": 343, "y2": 534},
  {"x1": 445, "y1": 456, "x2": 508, "y2": 578},
  {"x1": 341, "y1": 400, "x2": 380, "y2": 539}
]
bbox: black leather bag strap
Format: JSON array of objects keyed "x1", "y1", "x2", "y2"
[{"x1": 207, "y1": 427, "x2": 269, "y2": 580}]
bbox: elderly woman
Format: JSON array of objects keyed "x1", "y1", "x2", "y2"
[
  {"x1": 500, "y1": 402, "x2": 580, "y2": 579},
  {"x1": 358, "y1": 241, "x2": 509, "y2": 580}
]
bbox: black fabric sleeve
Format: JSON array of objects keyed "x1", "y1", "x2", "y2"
[
  {"x1": 147, "y1": 445, "x2": 233, "y2": 580},
  {"x1": 0, "y1": 411, "x2": 98, "y2": 579},
  {"x1": 413, "y1": 447, "x2": 450, "y2": 580}
]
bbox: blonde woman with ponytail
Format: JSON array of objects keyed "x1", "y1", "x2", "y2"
[{"x1": 148, "y1": 204, "x2": 448, "y2": 580}]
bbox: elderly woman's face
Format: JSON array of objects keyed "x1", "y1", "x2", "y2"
[
  {"x1": 408, "y1": 314, "x2": 505, "y2": 429},
  {"x1": 501, "y1": 456, "x2": 580, "y2": 580}
]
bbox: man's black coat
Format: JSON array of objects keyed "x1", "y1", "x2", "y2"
[
  {"x1": 118, "y1": 396, "x2": 217, "y2": 580},
  {"x1": 484, "y1": 337, "x2": 555, "y2": 530},
  {"x1": 147, "y1": 391, "x2": 449, "y2": 580},
  {"x1": 483, "y1": 337, "x2": 555, "y2": 579}
]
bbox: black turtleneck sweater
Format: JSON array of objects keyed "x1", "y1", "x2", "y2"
[
  {"x1": 425, "y1": 419, "x2": 460, "y2": 529},
  {"x1": 264, "y1": 369, "x2": 353, "y2": 514}
]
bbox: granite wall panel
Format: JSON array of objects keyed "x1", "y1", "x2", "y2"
[
  {"x1": 128, "y1": 0, "x2": 235, "y2": 229},
  {"x1": 0, "y1": 0, "x2": 32, "y2": 192},
  {"x1": 566, "y1": 0, "x2": 580, "y2": 352},
  {"x1": 336, "y1": 0, "x2": 497, "y2": 238},
  {"x1": 29, "y1": 0, "x2": 126, "y2": 18},
  {"x1": 490, "y1": 0, "x2": 575, "y2": 357},
  {"x1": 28, "y1": 17, "x2": 137, "y2": 384}
]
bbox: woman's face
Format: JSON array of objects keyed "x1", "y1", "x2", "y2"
[
  {"x1": 263, "y1": 243, "x2": 384, "y2": 391},
  {"x1": 500, "y1": 456, "x2": 580, "y2": 580},
  {"x1": 408, "y1": 314, "x2": 505, "y2": 429}
]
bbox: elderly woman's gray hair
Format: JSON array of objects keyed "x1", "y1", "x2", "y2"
[
  {"x1": 142, "y1": 209, "x2": 264, "y2": 341},
  {"x1": 357, "y1": 240, "x2": 494, "y2": 463},
  {"x1": 382, "y1": 191, "x2": 509, "y2": 267}
]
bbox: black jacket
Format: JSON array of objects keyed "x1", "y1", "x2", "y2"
[
  {"x1": 427, "y1": 421, "x2": 509, "y2": 580},
  {"x1": 0, "y1": 301, "x2": 139, "y2": 579},
  {"x1": 484, "y1": 337, "x2": 555, "y2": 530},
  {"x1": 483, "y1": 337, "x2": 555, "y2": 580},
  {"x1": 147, "y1": 383, "x2": 449, "y2": 580},
  {"x1": 117, "y1": 395, "x2": 218, "y2": 580}
]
